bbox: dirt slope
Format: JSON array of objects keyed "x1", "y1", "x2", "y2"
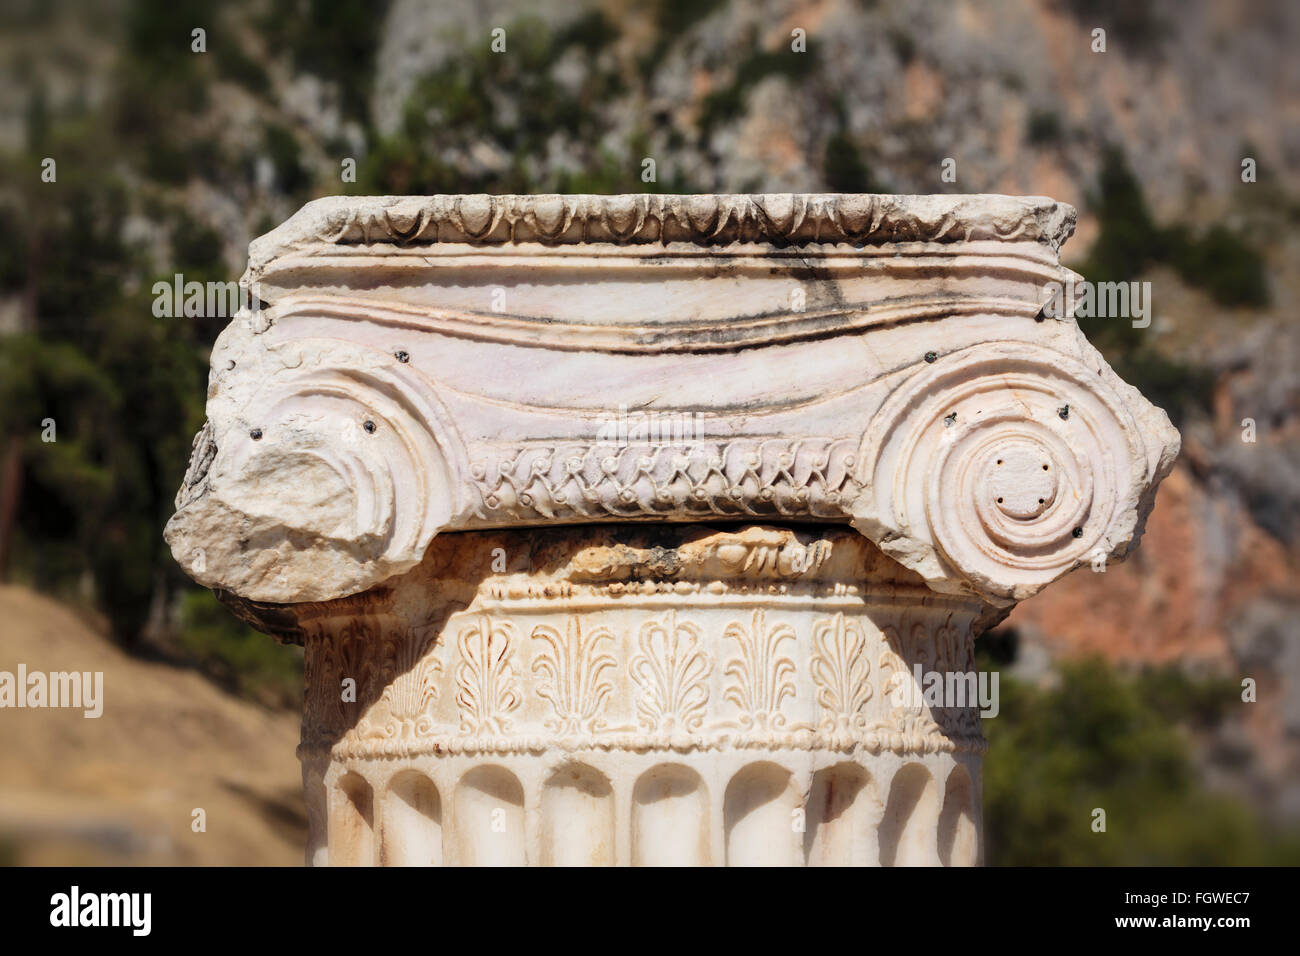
[{"x1": 0, "y1": 586, "x2": 303, "y2": 865}]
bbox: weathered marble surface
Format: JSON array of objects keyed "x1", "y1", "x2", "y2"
[
  {"x1": 165, "y1": 194, "x2": 1179, "y2": 866},
  {"x1": 165, "y1": 194, "x2": 1178, "y2": 608},
  {"x1": 295, "y1": 524, "x2": 984, "y2": 867}
]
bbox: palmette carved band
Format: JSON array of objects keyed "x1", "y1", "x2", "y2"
[{"x1": 295, "y1": 526, "x2": 987, "y2": 762}]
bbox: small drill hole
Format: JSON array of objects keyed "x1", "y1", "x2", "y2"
[
  {"x1": 996, "y1": 459, "x2": 1003, "y2": 465},
  {"x1": 997, "y1": 497, "x2": 1003, "y2": 503},
  {"x1": 1038, "y1": 498, "x2": 1044, "y2": 504},
  {"x1": 363, "y1": 420, "x2": 377, "y2": 434},
  {"x1": 1042, "y1": 464, "x2": 1049, "y2": 471},
  {"x1": 249, "y1": 428, "x2": 262, "y2": 441}
]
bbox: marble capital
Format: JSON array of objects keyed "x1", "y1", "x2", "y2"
[{"x1": 165, "y1": 193, "x2": 1179, "y2": 866}]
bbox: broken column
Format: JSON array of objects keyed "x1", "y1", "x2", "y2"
[{"x1": 165, "y1": 193, "x2": 1179, "y2": 866}]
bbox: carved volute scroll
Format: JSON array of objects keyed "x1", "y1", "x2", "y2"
[
  {"x1": 166, "y1": 193, "x2": 1178, "y2": 606},
  {"x1": 165, "y1": 194, "x2": 1180, "y2": 866},
  {"x1": 854, "y1": 341, "x2": 1179, "y2": 604}
]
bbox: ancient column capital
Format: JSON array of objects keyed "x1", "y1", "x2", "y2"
[
  {"x1": 165, "y1": 193, "x2": 1177, "y2": 609},
  {"x1": 166, "y1": 194, "x2": 1179, "y2": 866}
]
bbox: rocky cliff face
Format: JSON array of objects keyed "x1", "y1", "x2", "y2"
[{"x1": 372, "y1": 0, "x2": 1296, "y2": 230}]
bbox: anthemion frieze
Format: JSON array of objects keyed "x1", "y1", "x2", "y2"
[{"x1": 165, "y1": 193, "x2": 1179, "y2": 866}]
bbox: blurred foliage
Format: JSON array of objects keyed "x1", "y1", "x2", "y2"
[
  {"x1": 1074, "y1": 148, "x2": 1268, "y2": 426},
  {"x1": 982, "y1": 657, "x2": 1300, "y2": 865},
  {"x1": 261, "y1": 0, "x2": 391, "y2": 122},
  {"x1": 887, "y1": 27, "x2": 916, "y2": 66},
  {"x1": 638, "y1": 0, "x2": 727, "y2": 78},
  {"x1": 1026, "y1": 110, "x2": 1063, "y2": 145},
  {"x1": 1165, "y1": 224, "x2": 1271, "y2": 309},
  {"x1": 824, "y1": 97, "x2": 886, "y2": 193},
  {"x1": 176, "y1": 590, "x2": 303, "y2": 709},
  {"x1": 697, "y1": 41, "x2": 817, "y2": 136},
  {"x1": 1082, "y1": 148, "x2": 1269, "y2": 307},
  {"x1": 1059, "y1": 0, "x2": 1167, "y2": 53},
  {"x1": 0, "y1": 93, "x2": 209, "y2": 642},
  {"x1": 214, "y1": 34, "x2": 272, "y2": 95},
  {"x1": 0, "y1": 1, "x2": 261, "y2": 677},
  {"x1": 359, "y1": 14, "x2": 680, "y2": 194},
  {"x1": 261, "y1": 123, "x2": 311, "y2": 199}
]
